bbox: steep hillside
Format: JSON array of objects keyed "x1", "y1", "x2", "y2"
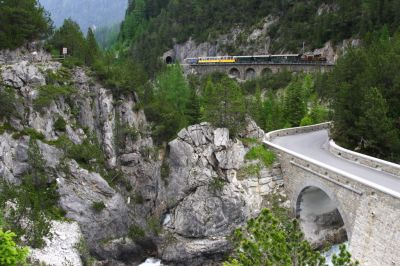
[
  {"x1": 39, "y1": 0, "x2": 128, "y2": 31},
  {"x1": 119, "y1": 0, "x2": 400, "y2": 73}
]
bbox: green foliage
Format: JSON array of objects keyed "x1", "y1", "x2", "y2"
[
  {"x1": 74, "y1": 237, "x2": 95, "y2": 266},
  {"x1": 224, "y1": 209, "x2": 326, "y2": 266},
  {"x1": 0, "y1": 229, "x2": 29, "y2": 266},
  {"x1": 34, "y1": 85, "x2": 76, "y2": 111},
  {"x1": 114, "y1": 120, "x2": 139, "y2": 154},
  {"x1": 245, "y1": 146, "x2": 275, "y2": 167},
  {"x1": 325, "y1": 33, "x2": 400, "y2": 161},
  {"x1": 208, "y1": 177, "x2": 226, "y2": 193},
  {"x1": 144, "y1": 64, "x2": 191, "y2": 143},
  {"x1": 85, "y1": 28, "x2": 100, "y2": 66},
  {"x1": 0, "y1": 88, "x2": 18, "y2": 119},
  {"x1": 202, "y1": 76, "x2": 246, "y2": 137},
  {"x1": 146, "y1": 217, "x2": 161, "y2": 236},
  {"x1": 54, "y1": 117, "x2": 66, "y2": 132},
  {"x1": 47, "y1": 19, "x2": 86, "y2": 60},
  {"x1": 160, "y1": 160, "x2": 170, "y2": 183},
  {"x1": 283, "y1": 79, "x2": 307, "y2": 127},
  {"x1": 332, "y1": 245, "x2": 359, "y2": 266},
  {"x1": 0, "y1": 0, "x2": 52, "y2": 50},
  {"x1": 300, "y1": 116, "x2": 313, "y2": 126},
  {"x1": 0, "y1": 140, "x2": 61, "y2": 248},
  {"x1": 224, "y1": 208, "x2": 358, "y2": 266},
  {"x1": 92, "y1": 55, "x2": 148, "y2": 97},
  {"x1": 91, "y1": 201, "x2": 106, "y2": 213},
  {"x1": 237, "y1": 164, "x2": 261, "y2": 180},
  {"x1": 128, "y1": 224, "x2": 145, "y2": 240},
  {"x1": 12, "y1": 128, "x2": 45, "y2": 141}
]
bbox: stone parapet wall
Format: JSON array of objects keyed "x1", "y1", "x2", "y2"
[
  {"x1": 264, "y1": 122, "x2": 331, "y2": 142},
  {"x1": 329, "y1": 140, "x2": 400, "y2": 178}
]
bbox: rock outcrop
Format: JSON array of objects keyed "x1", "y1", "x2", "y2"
[
  {"x1": 156, "y1": 123, "x2": 283, "y2": 265},
  {"x1": 0, "y1": 52, "x2": 160, "y2": 265}
]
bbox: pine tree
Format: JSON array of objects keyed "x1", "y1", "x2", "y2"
[
  {"x1": 203, "y1": 77, "x2": 246, "y2": 137},
  {"x1": 356, "y1": 87, "x2": 400, "y2": 158},
  {"x1": 283, "y1": 80, "x2": 307, "y2": 127},
  {"x1": 85, "y1": 27, "x2": 100, "y2": 66},
  {"x1": 48, "y1": 18, "x2": 86, "y2": 60},
  {"x1": 0, "y1": 0, "x2": 52, "y2": 49}
]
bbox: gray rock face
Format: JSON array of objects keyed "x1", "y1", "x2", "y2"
[
  {"x1": 157, "y1": 123, "x2": 268, "y2": 265},
  {"x1": 0, "y1": 50, "x2": 160, "y2": 264},
  {"x1": 1, "y1": 60, "x2": 46, "y2": 88}
]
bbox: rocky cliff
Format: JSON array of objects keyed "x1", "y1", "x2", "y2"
[
  {"x1": 163, "y1": 15, "x2": 361, "y2": 65},
  {"x1": 0, "y1": 49, "x2": 283, "y2": 265}
]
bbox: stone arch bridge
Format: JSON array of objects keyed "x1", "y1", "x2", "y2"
[
  {"x1": 264, "y1": 123, "x2": 400, "y2": 265},
  {"x1": 187, "y1": 63, "x2": 333, "y2": 80}
]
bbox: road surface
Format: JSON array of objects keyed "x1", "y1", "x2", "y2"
[{"x1": 272, "y1": 129, "x2": 400, "y2": 193}]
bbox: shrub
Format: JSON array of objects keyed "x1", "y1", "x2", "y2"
[
  {"x1": 147, "y1": 217, "x2": 161, "y2": 236},
  {"x1": 12, "y1": 128, "x2": 45, "y2": 141},
  {"x1": 34, "y1": 85, "x2": 76, "y2": 111},
  {"x1": 91, "y1": 201, "x2": 106, "y2": 213},
  {"x1": 245, "y1": 145, "x2": 276, "y2": 167},
  {"x1": 128, "y1": 225, "x2": 145, "y2": 240},
  {"x1": 54, "y1": 117, "x2": 67, "y2": 132},
  {"x1": 0, "y1": 229, "x2": 29, "y2": 266},
  {"x1": 208, "y1": 177, "x2": 226, "y2": 193},
  {"x1": 0, "y1": 88, "x2": 17, "y2": 119},
  {"x1": 160, "y1": 160, "x2": 170, "y2": 183},
  {"x1": 237, "y1": 164, "x2": 261, "y2": 180},
  {"x1": 300, "y1": 115, "x2": 313, "y2": 126}
]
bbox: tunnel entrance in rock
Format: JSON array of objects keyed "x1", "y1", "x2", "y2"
[
  {"x1": 165, "y1": 56, "x2": 173, "y2": 64},
  {"x1": 296, "y1": 186, "x2": 348, "y2": 249}
]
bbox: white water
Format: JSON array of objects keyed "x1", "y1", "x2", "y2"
[
  {"x1": 138, "y1": 258, "x2": 162, "y2": 266},
  {"x1": 324, "y1": 242, "x2": 349, "y2": 266}
]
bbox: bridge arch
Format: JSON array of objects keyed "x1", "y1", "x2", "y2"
[
  {"x1": 229, "y1": 68, "x2": 240, "y2": 79},
  {"x1": 245, "y1": 68, "x2": 256, "y2": 80},
  {"x1": 294, "y1": 182, "x2": 349, "y2": 248},
  {"x1": 261, "y1": 68, "x2": 273, "y2": 76}
]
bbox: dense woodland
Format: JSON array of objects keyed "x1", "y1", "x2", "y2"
[{"x1": 0, "y1": 0, "x2": 400, "y2": 264}]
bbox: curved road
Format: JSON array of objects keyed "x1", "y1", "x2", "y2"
[{"x1": 272, "y1": 129, "x2": 400, "y2": 193}]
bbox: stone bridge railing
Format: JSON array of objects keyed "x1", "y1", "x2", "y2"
[
  {"x1": 263, "y1": 122, "x2": 400, "y2": 199},
  {"x1": 329, "y1": 140, "x2": 400, "y2": 178}
]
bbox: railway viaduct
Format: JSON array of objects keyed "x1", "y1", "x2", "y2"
[
  {"x1": 186, "y1": 63, "x2": 334, "y2": 80},
  {"x1": 264, "y1": 122, "x2": 400, "y2": 265}
]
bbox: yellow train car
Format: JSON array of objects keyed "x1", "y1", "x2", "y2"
[{"x1": 198, "y1": 56, "x2": 236, "y2": 64}]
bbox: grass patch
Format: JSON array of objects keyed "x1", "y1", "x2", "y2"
[
  {"x1": 237, "y1": 163, "x2": 261, "y2": 180},
  {"x1": 45, "y1": 68, "x2": 72, "y2": 85},
  {"x1": 245, "y1": 145, "x2": 276, "y2": 167},
  {"x1": 160, "y1": 160, "x2": 170, "y2": 184},
  {"x1": 208, "y1": 177, "x2": 226, "y2": 193},
  {"x1": 12, "y1": 128, "x2": 45, "y2": 141},
  {"x1": 128, "y1": 224, "x2": 145, "y2": 240},
  {"x1": 34, "y1": 85, "x2": 76, "y2": 111},
  {"x1": 54, "y1": 117, "x2": 67, "y2": 132},
  {"x1": 91, "y1": 201, "x2": 106, "y2": 213},
  {"x1": 0, "y1": 123, "x2": 15, "y2": 135},
  {"x1": 147, "y1": 217, "x2": 161, "y2": 236},
  {"x1": 240, "y1": 137, "x2": 261, "y2": 147}
]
